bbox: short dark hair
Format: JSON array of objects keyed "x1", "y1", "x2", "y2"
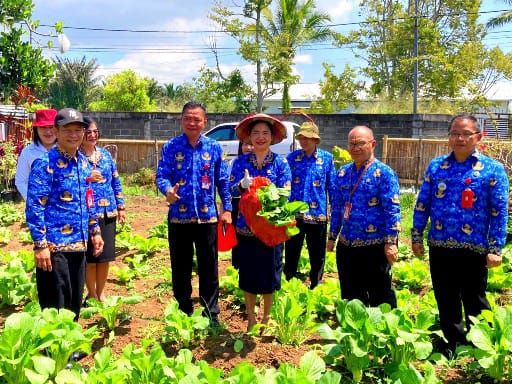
[
  {"x1": 182, "y1": 101, "x2": 207, "y2": 115},
  {"x1": 448, "y1": 113, "x2": 480, "y2": 132}
]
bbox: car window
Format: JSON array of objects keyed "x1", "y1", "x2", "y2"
[{"x1": 206, "y1": 126, "x2": 235, "y2": 141}]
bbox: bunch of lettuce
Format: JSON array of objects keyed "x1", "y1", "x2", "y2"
[{"x1": 256, "y1": 183, "x2": 308, "y2": 236}]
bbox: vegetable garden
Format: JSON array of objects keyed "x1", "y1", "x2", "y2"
[{"x1": 0, "y1": 179, "x2": 511, "y2": 383}]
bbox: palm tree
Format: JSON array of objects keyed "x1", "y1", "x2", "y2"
[
  {"x1": 486, "y1": 0, "x2": 512, "y2": 28},
  {"x1": 47, "y1": 57, "x2": 99, "y2": 110},
  {"x1": 263, "y1": 0, "x2": 332, "y2": 112}
]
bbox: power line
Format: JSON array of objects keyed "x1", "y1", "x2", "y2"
[{"x1": 36, "y1": 8, "x2": 512, "y2": 34}]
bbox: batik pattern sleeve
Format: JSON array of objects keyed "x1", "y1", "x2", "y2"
[
  {"x1": 229, "y1": 157, "x2": 243, "y2": 198},
  {"x1": 329, "y1": 165, "x2": 349, "y2": 240},
  {"x1": 25, "y1": 157, "x2": 51, "y2": 249},
  {"x1": 108, "y1": 151, "x2": 125, "y2": 210},
  {"x1": 412, "y1": 162, "x2": 434, "y2": 243},
  {"x1": 487, "y1": 162, "x2": 509, "y2": 255},
  {"x1": 156, "y1": 141, "x2": 173, "y2": 196},
  {"x1": 214, "y1": 144, "x2": 232, "y2": 212},
  {"x1": 275, "y1": 155, "x2": 292, "y2": 188},
  {"x1": 380, "y1": 168, "x2": 401, "y2": 243}
]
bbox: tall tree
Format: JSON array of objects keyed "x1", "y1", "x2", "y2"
[
  {"x1": 89, "y1": 70, "x2": 156, "y2": 112},
  {"x1": 187, "y1": 67, "x2": 254, "y2": 113},
  {"x1": 486, "y1": 0, "x2": 512, "y2": 28},
  {"x1": 0, "y1": 0, "x2": 56, "y2": 101},
  {"x1": 310, "y1": 63, "x2": 364, "y2": 113},
  {"x1": 340, "y1": 0, "x2": 512, "y2": 109},
  {"x1": 263, "y1": 0, "x2": 333, "y2": 112},
  {"x1": 46, "y1": 57, "x2": 99, "y2": 110},
  {"x1": 210, "y1": 0, "x2": 274, "y2": 112}
]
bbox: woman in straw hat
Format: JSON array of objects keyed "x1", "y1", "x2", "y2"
[
  {"x1": 15, "y1": 109, "x2": 58, "y2": 200},
  {"x1": 229, "y1": 113, "x2": 291, "y2": 332}
]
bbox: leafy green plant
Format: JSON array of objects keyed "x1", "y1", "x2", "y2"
[
  {"x1": 467, "y1": 306, "x2": 512, "y2": 380},
  {"x1": 0, "y1": 249, "x2": 35, "y2": 272},
  {"x1": 277, "y1": 350, "x2": 342, "y2": 383},
  {"x1": 219, "y1": 266, "x2": 244, "y2": 305},
  {"x1": 148, "y1": 221, "x2": 168, "y2": 239},
  {"x1": 17, "y1": 230, "x2": 32, "y2": 244},
  {"x1": 0, "y1": 202, "x2": 21, "y2": 226},
  {"x1": 0, "y1": 260, "x2": 35, "y2": 307},
  {"x1": 393, "y1": 259, "x2": 431, "y2": 291},
  {"x1": 256, "y1": 183, "x2": 308, "y2": 236},
  {"x1": 309, "y1": 277, "x2": 339, "y2": 320},
  {"x1": 0, "y1": 227, "x2": 12, "y2": 244},
  {"x1": 318, "y1": 299, "x2": 383, "y2": 382},
  {"x1": 161, "y1": 299, "x2": 210, "y2": 348},
  {"x1": 80, "y1": 295, "x2": 143, "y2": 332},
  {"x1": 111, "y1": 265, "x2": 136, "y2": 287},
  {"x1": 488, "y1": 265, "x2": 512, "y2": 292},
  {"x1": 124, "y1": 167, "x2": 155, "y2": 186},
  {"x1": 0, "y1": 308, "x2": 98, "y2": 383},
  {"x1": 270, "y1": 278, "x2": 317, "y2": 345},
  {"x1": 124, "y1": 253, "x2": 150, "y2": 277},
  {"x1": 380, "y1": 308, "x2": 434, "y2": 374}
]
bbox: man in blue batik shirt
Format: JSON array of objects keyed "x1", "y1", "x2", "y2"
[
  {"x1": 26, "y1": 108, "x2": 104, "y2": 321},
  {"x1": 412, "y1": 114, "x2": 509, "y2": 354},
  {"x1": 156, "y1": 101, "x2": 232, "y2": 325},
  {"x1": 284, "y1": 121, "x2": 336, "y2": 289},
  {"x1": 328, "y1": 125, "x2": 401, "y2": 308}
]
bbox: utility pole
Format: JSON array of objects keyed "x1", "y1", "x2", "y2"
[{"x1": 413, "y1": 0, "x2": 419, "y2": 114}]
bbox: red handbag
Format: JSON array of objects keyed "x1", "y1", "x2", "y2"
[
  {"x1": 239, "y1": 176, "x2": 293, "y2": 247},
  {"x1": 217, "y1": 222, "x2": 238, "y2": 252}
]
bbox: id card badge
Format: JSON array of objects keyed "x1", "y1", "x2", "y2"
[
  {"x1": 201, "y1": 175, "x2": 211, "y2": 190},
  {"x1": 343, "y1": 202, "x2": 352, "y2": 220},
  {"x1": 461, "y1": 189, "x2": 474, "y2": 209},
  {"x1": 86, "y1": 188, "x2": 95, "y2": 208}
]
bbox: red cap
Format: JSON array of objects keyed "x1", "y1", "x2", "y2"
[{"x1": 33, "y1": 109, "x2": 58, "y2": 127}]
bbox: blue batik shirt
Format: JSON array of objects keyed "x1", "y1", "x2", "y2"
[
  {"x1": 330, "y1": 159, "x2": 401, "y2": 246},
  {"x1": 287, "y1": 148, "x2": 336, "y2": 224},
  {"x1": 26, "y1": 146, "x2": 100, "y2": 252},
  {"x1": 230, "y1": 152, "x2": 291, "y2": 236},
  {"x1": 412, "y1": 151, "x2": 509, "y2": 255},
  {"x1": 156, "y1": 134, "x2": 232, "y2": 223},
  {"x1": 83, "y1": 146, "x2": 125, "y2": 218}
]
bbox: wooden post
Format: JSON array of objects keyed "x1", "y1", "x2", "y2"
[
  {"x1": 415, "y1": 138, "x2": 423, "y2": 189},
  {"x1": 382, "y1": 135, "x2": 389, "y2": 163}
]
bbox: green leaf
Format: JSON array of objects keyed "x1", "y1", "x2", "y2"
[
  {"x1": 31, "y1": 355, "x2": 55, "y2": 376},
  {"x1": 299, "y1": 351, "x2": 325, "y2": 381},
  {"x1": 234, "y1": 339, "x2": 244, "y2": 353}
]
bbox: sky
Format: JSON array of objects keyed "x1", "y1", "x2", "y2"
[{"x1": 30, "y1": 0, "x2": 512, "y2": 97}]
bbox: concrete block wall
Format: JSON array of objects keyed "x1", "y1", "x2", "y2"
[{"x1": 87, "y1": 112, "x2": 453, "y2": 158}]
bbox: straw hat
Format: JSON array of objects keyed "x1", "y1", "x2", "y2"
[
  {"x1": 296, "y1": 121, "x2": 320, "y2": 142},
  {"x1": 235, "y1": 113, "x2": 287, "y2": 145}
]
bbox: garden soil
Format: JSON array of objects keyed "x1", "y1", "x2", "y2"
[{"x1": 0, "y1": 194, "x2": 495, "y2": 383}]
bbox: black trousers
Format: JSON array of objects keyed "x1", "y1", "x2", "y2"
[
  {"x1": 168, "y1": 222, "x2": 219, "y2": 318},
  {"x1": 429, "y1": 246, "x2": 490, "y2": 348},
  {"x1": 284, "y1": 220, "x2": 327, "y2": 288},
  {"x1": 336, "y1": 243, "x2": 396, "y2": 308},
  {"x1": 36, "y1": 251, "x2": 86, "y2": 320}
]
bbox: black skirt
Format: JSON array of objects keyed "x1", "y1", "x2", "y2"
[
  {"x1": 237, "y1": 234, "x2": 283, "y2": 294},
  {"x1": 86, "y1": 214, "x2": 116, "y2": 263}
]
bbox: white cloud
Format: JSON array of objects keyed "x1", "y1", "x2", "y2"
[
  {"x1": 294, "y1": 54, "x2": 313, "y2": 65},
  {"x1": 316, "y1": 0, "x2": 356, "y2": 22}
]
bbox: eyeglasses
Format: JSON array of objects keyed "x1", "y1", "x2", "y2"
[
  {"x1": 86, "y1": 130, "x2": 99, "y2": 136},
  {"x1": 448, "y1": 132, "x2": 479, "y2": 139},
  {"x1": 348, "y1": 140, "x2": 373, "y2": 149}
]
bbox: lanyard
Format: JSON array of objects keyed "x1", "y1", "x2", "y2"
[{"x1": 348, "y1": 159, "x2": 373, "y2": 203}]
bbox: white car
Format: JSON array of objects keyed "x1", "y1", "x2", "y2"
[{"x1": 205, "y1": 121, "x2": 301, "y2": 160}]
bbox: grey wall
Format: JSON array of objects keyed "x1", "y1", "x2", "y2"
[{"x1": 87, "y1": 112, "x2": 453, "y2": 158}]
